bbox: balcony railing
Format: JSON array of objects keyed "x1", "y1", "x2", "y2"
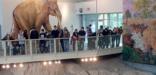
[
  {"x1": 0, "y1": 35, "x2": 122, "y2": 64},
  {"x1": 0, "y1": 35, "x2": 122, "y2": 56}
]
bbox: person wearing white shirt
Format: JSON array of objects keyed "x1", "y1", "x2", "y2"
[{"x1": 18, "y1": 31, "x2": 25, "y2": 54}]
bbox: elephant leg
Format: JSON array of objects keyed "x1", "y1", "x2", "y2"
[
  {"x1": 43, "y1": 17, "x2": 52, "y2": 32},
  {"x1": 35, "y1": 15, "x2": 44, "y2": 32},
  {"x1": 11, "y1": 16, "x2": 20, "y2": 39},
  {"x1": 18, "y1": 17, "x2": 29, "y2": 31},
  {"x1": 54, "y1": 6, "x2": 62, "y2": 29}
]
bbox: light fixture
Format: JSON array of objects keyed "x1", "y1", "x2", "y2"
[
  {"x1": 43, "y1": 61, "x2": 47, "y2": 66},
  {"x1": 89, "y1": 58, "x2": 93, "y2": 61},
  {"x1": 81, "y1": 59, "x2": 84, "y2": 62},
  {"x1": 85, "y1": 58, "x2": 88, "y2": 62},
  {"x1": 6, "y1": 64, "x2": 10, "y2": 69},
  {"x1": 57, "y1": 61, "x2": 61, "y2": 64},
  {"x1": 48, "y1": 61, "x2": 52, "y2": 65},
  {"x1": 13, "y1": 64, "x2": 17, "y2": 68},
  {"x1": 93, "y1": 57, "x2": 97, "y2": 61},
  {"x1": 19, "y1": 63, "x2": 24, "y2": 68},
  {"x1": 54, "y1": 61, "x2": 58, "y2": 64},
  {"x1": 2, "y1": 65, "x2": 6, "y2": 69}
]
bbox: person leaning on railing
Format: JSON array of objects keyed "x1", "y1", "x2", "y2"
[
  {"x1": 63, "y1": 27, "x2": 70, "y2": 52},
  {"x1": 78, "y1": 27, "x2": 86, "y2": 50},
  {"x1": 86, "y1": 25, "x2": 94, "y2": 50},
  {"x1": 51, "y1": 25, "x2": 61, "y2": 52},
  {"x1": 30, "y1": 26, "x2": 39, "y2": 54},
  {"x1": 97, "y1": 26, "x2": 104, "y2": 49},
  {"x1": 71, "y1": 29, "x2": 79, "y2": 51},
  {"x1": 102, "y1": 28, "x2": 110, "y2": 48},
  {"x1": 39, "y1": 29, "x2": 47, "y2": 53},
  {"x1": 18, "y1": 30, "x2": 25, "y2": 55}
]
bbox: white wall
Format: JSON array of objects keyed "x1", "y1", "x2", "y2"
[
  {"x1": 49, "y1": 1, "x2": 80, "y2": 33},
  {"x1": 2, "y1": 0, "x2": 23, "y2": 38},
  {"x1": 0, "y1": 0, "x2": 3, "y2": 37},
  {"x1": 0, "y1": 0, "x2": 3, "y2": 25},
  {"x1": 97, "y1": 0, "x2": 123, "y2": 13},
  {"x1": 75, "y1": 0, "x2": 97, "y2": 14},
  {"x1": 75, "y1": 0, "x2": 123, "y2": 14}
]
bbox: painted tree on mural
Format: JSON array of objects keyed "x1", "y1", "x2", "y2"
[{"x1": 133, "y1": 0, "x2": 151, "y2": 18}]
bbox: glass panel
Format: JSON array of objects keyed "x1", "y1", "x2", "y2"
[
  {"x1": 98, "y1": 14, "x2": 104, "y2": 20},
  {"x1": 98, "y1": 21, "x2": 103, "y2": 29},
  {"x1": 110, "y1": 13, "x2": 117, "y2": 20},
  {"x1": 104, "y1": 19, "x2": 108, "y2": 28},
  {"x1": 104, "y1": 14, "x2": 108, "y2": 20},
  {"x1": 118, "y1": 13, "x2": 123, "y2": 27}
]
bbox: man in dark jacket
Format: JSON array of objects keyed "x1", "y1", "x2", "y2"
[
  {"x1": 78, "y1": 27, "x2": 86, "y2": 50},
  {"x1": 51, "y1": 26, "x2": 59, "y2": 38},
  {"x1": 51, "y1": 25, "x2": 64, "y2": 52},
  {"x1": 30, "y1": 27, "x2": 39, "y2": 39},
  {"x1": 102, "y1": 28, "x2": 110, "y2": 48},
  {"x1": 30, "y1": 27, "x2": 39, "y2": 53}
]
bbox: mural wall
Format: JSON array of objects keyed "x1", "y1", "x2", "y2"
[{"x1": 123, "y1": 0, "x2": 156, "y2": 65}]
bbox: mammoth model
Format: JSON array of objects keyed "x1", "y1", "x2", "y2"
[{"x1": 10, "y1": 0, "x2": 62, "y2": 39}]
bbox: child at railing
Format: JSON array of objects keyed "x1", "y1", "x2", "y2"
[
  {"x1": 39, "y1": 29, "x2": 47, "y2": 53},
  {"x1": 18, "y1": 30, "x2": 25, "y2": 55}
]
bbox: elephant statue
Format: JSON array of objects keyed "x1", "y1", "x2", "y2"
[{"x1": 10, "y1": 0, "x2": 62, "y2": 39}]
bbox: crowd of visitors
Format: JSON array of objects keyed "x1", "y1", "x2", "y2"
[{"x1": 4, "y1": 25, "x2": 122, "y2": 55}]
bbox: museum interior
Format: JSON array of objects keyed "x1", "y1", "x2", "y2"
[{"x1": 0, "y1": 0, "x2": 155, "y2": 75}]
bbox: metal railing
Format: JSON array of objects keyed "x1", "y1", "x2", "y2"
[{"x1": 0, "y1": 35, "x2": 122, "y2": 57}]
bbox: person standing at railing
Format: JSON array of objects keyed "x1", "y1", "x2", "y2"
[
  {"x1": 97, "y1": 26, "x2": 104, "y2": 49},
  {"x1": 63, "y1": 27, "x2": 70, "y2": 52},
  {"x1": 51, "y1": 25, "x2": 60, "y2": 52},
  {"x1": 78, "y1": 27, "x2": 86, "y2": 50},
  {"x1": 39, "y1": 29, "x2": 47, "y2": 53},
  {"x1": 102, "y1": 28, "x2": 110, "y2": 48},
  {"x1": 71, "y1": 29, "x2": 79, "y2": 51},
  {"x1": 23, "y1": 30, "x2": 29, "y2": 54},
  {"x1": 23, "y1": 30, "x2": 28, "y2": 39},
  {"x1": 87, "y1": 25, "x2": 93, "y2": 50},
  {"x1": 117, "y1": 27, "x2": 123, "y2": 47},
  {"x1": 114, "y1": 27, "x2": 120, "y2": 47},
  {"x1": 30, "y1": 27, "x2": 39, "y2": 54},
  {"x1": 111, "y1": 27, "x2": 117, "y2": 48},
  {"x1": 5, "y1": 34, "x2": 12, "y2": 56},
  {"x1": 59, "y1": 28, "x2": 64, "y2": 52},
  {"x1": 18, "y1": 30, "x2": 25, "y2": 55}
]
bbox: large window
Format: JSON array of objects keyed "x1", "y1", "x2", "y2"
[
  {"x1": 82, "y1": 13, "x2": 123, "y2": 31},
  {"x1": 98, "y1": 13, "x2": 123, "y2": 30}
]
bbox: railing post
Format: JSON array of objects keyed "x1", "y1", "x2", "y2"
[
  {"x1": 54, "y1": 39, "x2": 56, "y2": 54},
  {"x1": 75, "y1": 40, "x2": 78, "y2": 52},
  {"x1": 25, "y1": 40, "x2": 27, "y2": 55},
  {"x1": 110, "y1": 35, "x2": 112, "y2": 49},
  {"x1": 49, "y1": 39, "x2": 52, "y2": 53},
  {"x1": 34, "y1": 40, "x2": 37, "y2": 54},
  {"x1": 29, "y1": 40, "x2": 32, "y2": 55},
  {"x1": 4, "y1": 42, "x2": 6, "y2": 57},
  {"x1": 9, "y1": 41, "x2": 12, "y2": 56},
  {"x1": 95, "y1": 36, "x2": 99, "y2": 50}
]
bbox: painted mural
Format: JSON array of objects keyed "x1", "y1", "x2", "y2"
[{"x1": 123, "y1": 0, "x2": 156, "y2": 65}]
